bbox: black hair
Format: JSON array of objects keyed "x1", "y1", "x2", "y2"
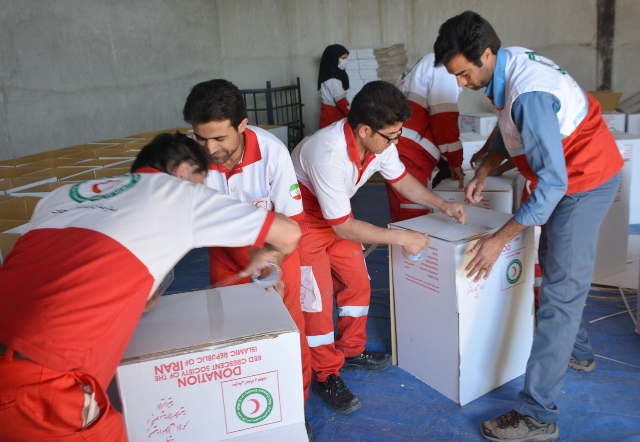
[
  {"x1": 434, "y1": 11, "x2": 501, "y2": 67},
  {"x1": 317, "y1": 44, "x2": 350, "y2": 90},
  {"x1": 347, "y1": 81, "x2": 411, "y2": 131},
  {"x1": 182, "y1": 79, "x2": 248, "y2": 129},
  {"x1": 131, "y1": 132, "x2": 209, "y2": 176}
]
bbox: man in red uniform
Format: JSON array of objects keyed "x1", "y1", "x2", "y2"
[
  {"x1": 182, "y1": 79, "x2": 312, "y2": 426},
  {"x1": 0, "y1": 133, "x2": 300, "y2": 441},
  {"x1": 388, "y1": 53, "x2": 465, "y2": 222},
  {"x1": 292, "y1": 81, "x2": 466, "y2": 414}
]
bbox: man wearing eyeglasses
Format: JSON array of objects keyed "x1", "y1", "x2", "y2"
[{"x1": 291, "y1": 81, "x2": 466, "y2": 415}]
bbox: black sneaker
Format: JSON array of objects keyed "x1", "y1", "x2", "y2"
[
  {"x1": 480, "y1": 410, "x2": 559, "y2": 441},
  {"x1": 343, "y1": 349, "x2": 391, "y2": 371},
  {"x1": 568, "y1": 355, "x2": 596, "y2": 373},
  {"x1": 305, "y1": 419, "x2": 313, "y2": 441},
  {"x1": 312, "y1": 374, "x2": 361, "y2": 414}
]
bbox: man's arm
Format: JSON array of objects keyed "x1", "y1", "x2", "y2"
[
  {"x1": 390, "y1": 173, "x2": 467, "y2": 223},
  {"x1": 332, "y1": 217, "x2": 430, "y2": 256},
  {"x1": 465, "y1": 91, "x2": 568, "y2": 281},
  {"x1": 240, "y1": 213, "x2": 301, "y2": 277}
]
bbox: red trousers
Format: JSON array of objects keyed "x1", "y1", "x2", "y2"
[
  {"x1": 298, "y1": 224, "x2": 371, "y2": 382},
  {"x1": 0, "y1": 352, "x2": 127, "y2": 441},
  {"x1": 386, "y1": 141, "x2": 438, "y2": 222},
  {"x1": 208, "y1": 246, "x2": 311, "y2": 403}
]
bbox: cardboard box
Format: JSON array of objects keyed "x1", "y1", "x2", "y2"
[
  {"x1": 0, "y1": 195, "x2": 40, "y2": 220},
  {"x1": 390, "y1": 206, "x2": 535, "y2": 405},
  {"x1": 617, "y1": 92, "x2": 640, "y2": 115},
  {"x1": 592, "y1": 139, "x2": 632, "y2": 281},
  {"x1": 626, "y1": 113, "x2": 640, "y2": 135},
  {"x1": 601, "y1": 112, "x2": 626, "y2": 133},
  {"x1": 156, "y1": 268, "x2": 175, "y2": 297},
  {"x1": 258, "y1": 125, "x2": 288, "y2": 148},
  {"x1": 589, "y1": 90, "x2": 622, "y2": 112},
  {"x1": 0, "y1": 232, "x2": 21, "y2": 265},
  {"x1": 459, "y1": 132, "x2": 489, "y2": 170},
  {"x1": 458, "y1": 113, "x2": 497, "y2": 136},
  {"x1": 116, "y1": 284, "x2": 306, "y2": 441},
  {"x1": 431, "y1": 170, "x2": 524, "y2": 214},
  {"x1": 614, "y1": 132, "x2": 640, "y2": 224},
  {"x1": 8, "y1": 181, "x2": 76, "y2": 197}
]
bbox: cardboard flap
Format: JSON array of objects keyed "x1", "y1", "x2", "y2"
[
  {"x1": 391, "y1": 206, "x2": 511, "y2": 243},
  {"x1": 121, "y1": 284, "x2": 297, "y2": 363},
  {"x1": 588, "y1": 90, "x2": 622, "y2": 112}
]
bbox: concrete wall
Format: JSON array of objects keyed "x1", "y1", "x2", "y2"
[{"x1": 0, "y1": 0, "x2": 636, "y2": 159}]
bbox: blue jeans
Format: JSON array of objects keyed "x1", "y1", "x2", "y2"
[{"x1": 514, "y1": 172, "x2": 621, "y2": 423}]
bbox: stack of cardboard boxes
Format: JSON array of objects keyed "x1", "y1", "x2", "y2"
[{"x1": 345, "y1": 44, "x2": 409, "y2": 103}]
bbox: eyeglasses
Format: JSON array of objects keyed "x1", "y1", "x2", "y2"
[{"x1": 373, "y1": 128, "x2": 402, "y2": 145}]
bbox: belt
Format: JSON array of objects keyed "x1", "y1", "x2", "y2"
[{"x1": 0, "y1": 343, "x2": 29, "y2": 360}]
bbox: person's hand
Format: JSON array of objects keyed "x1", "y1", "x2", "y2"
[
  {"x1": 470, "y1": 149, "x2": 487, "y2": 169},
  {"x1": 439, "y1": 201, "x2": 467, "y2": 224},
  {"x1": 465, "y1": 233, "x2": 505, "y2": 282},
  {"x1": 449, "y1": 166, "x2": 465, "y2": 189},
  {"x1": 268, "y1": 279, "x2": 285, "y2": 300},
  {"x1": 143, "y1": 290, "x2": 160, "y2": 313},
  {"x1": 464, "y1": 176, "x2": 486, "y2": 205},
  {"x1": 399, "y1": 230, "x2": 430, "y2": 256},
  {"x1": 241, "y1": 246, "x2": 282, "y2": 278}
]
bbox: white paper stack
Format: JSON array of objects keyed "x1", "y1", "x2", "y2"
[{"x1": 346, "y1": 44, "x2": 408, "y2": 102}]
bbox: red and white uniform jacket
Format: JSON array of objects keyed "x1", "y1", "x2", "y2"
[
  {"x1": 395, "y1": 53, "x2": 463, "y2": 166},
  {"x1": 204, "y1": 126, "x2": 303, "y2": 269},
  {"x1": 319, "y1": 79, "x2": 350, "y2": 129},
  {"x1": 291, "y1": 119, "x2": 406, "y2": 226},
  {"x1": 0, "y1": 171, "x2": 274, "y2": 390},
  {"x1": 497, "y1": 47, "x2": 623, "y2": 194}
]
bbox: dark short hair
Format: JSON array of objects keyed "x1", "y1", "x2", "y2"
[
  {"x1": 347, "y1": 81, "x2": 411, "y2": 131},
  {"x1": 182, "y1": 79, "x2": 248, "y2": 129},
  {"x1": 131, "y1": 132, "x2": 209, "y2": 176},
  {"x1": 434, "y1": 11, "x2": 501, "y2": 67}
]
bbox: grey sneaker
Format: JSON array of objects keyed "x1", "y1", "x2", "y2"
[
  {"x1": 480, "y1": 410, "x2": 559, "y2": 441},
  {"x1": 568, "y1": 355, "x2": 596, "y2": 373}
]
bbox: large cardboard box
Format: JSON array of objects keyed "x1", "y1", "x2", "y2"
[
  {"x1": 591, "y1": 132, "x2": 640, "y2": 282},
  {"x1": 614, "y1": 132, "x2": 640, "y2": 224},
  {"x1": 390, "y1": 206, "x2": 535, "y2": 405},
  {"x1": 0, "y1": 232, "x2": 21, "y2": 265},
  {"x1": 116, "y1": 284, "x2": 306, "y2": 441},
  {"x1": 601, "y1": 112, "x2": 626, "y2": 132},
  {"x1": 617, "y1": 91, "x2": 640, "y2": 115},
  {"x1": 431, "y1": 170, "x2": 524, "y2": 214},
  {"x1": 589, "y1": 90, "x2": 622, "y2": 112},
  {"x1": 627, "y1": 114, "x2": 640, "y2": 135},
  {"x1": 458, "y1": 113, "x2": 497, "y2": 136},
  {"x1": 459, "y1": 132, "x2": 488, "y2": 170}
]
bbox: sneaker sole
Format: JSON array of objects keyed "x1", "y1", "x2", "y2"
[
  {"x1": 311, "y1": 383, "x2": 362, "y2": 415},
  {"x1": 480, "y1": 424, "x2": 559, "y2": 442},
  {"x1": 341, "y1": 359, "x2": 392, "y2": 372},
  {"x1": 568, "y1": 362, "x2": 595, "y2": 373}
]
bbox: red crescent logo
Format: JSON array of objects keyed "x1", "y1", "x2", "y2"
[
  {"x1": 91, "y1": 180, "x2": 118, "y2": 194},
  {"x1": 249, "y1": 398, "x2": 261, "y2": 414}
]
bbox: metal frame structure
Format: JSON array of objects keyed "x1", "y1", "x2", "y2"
[{"x1": 240, "y1": 77, "x2": 305, "y2": 152}]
